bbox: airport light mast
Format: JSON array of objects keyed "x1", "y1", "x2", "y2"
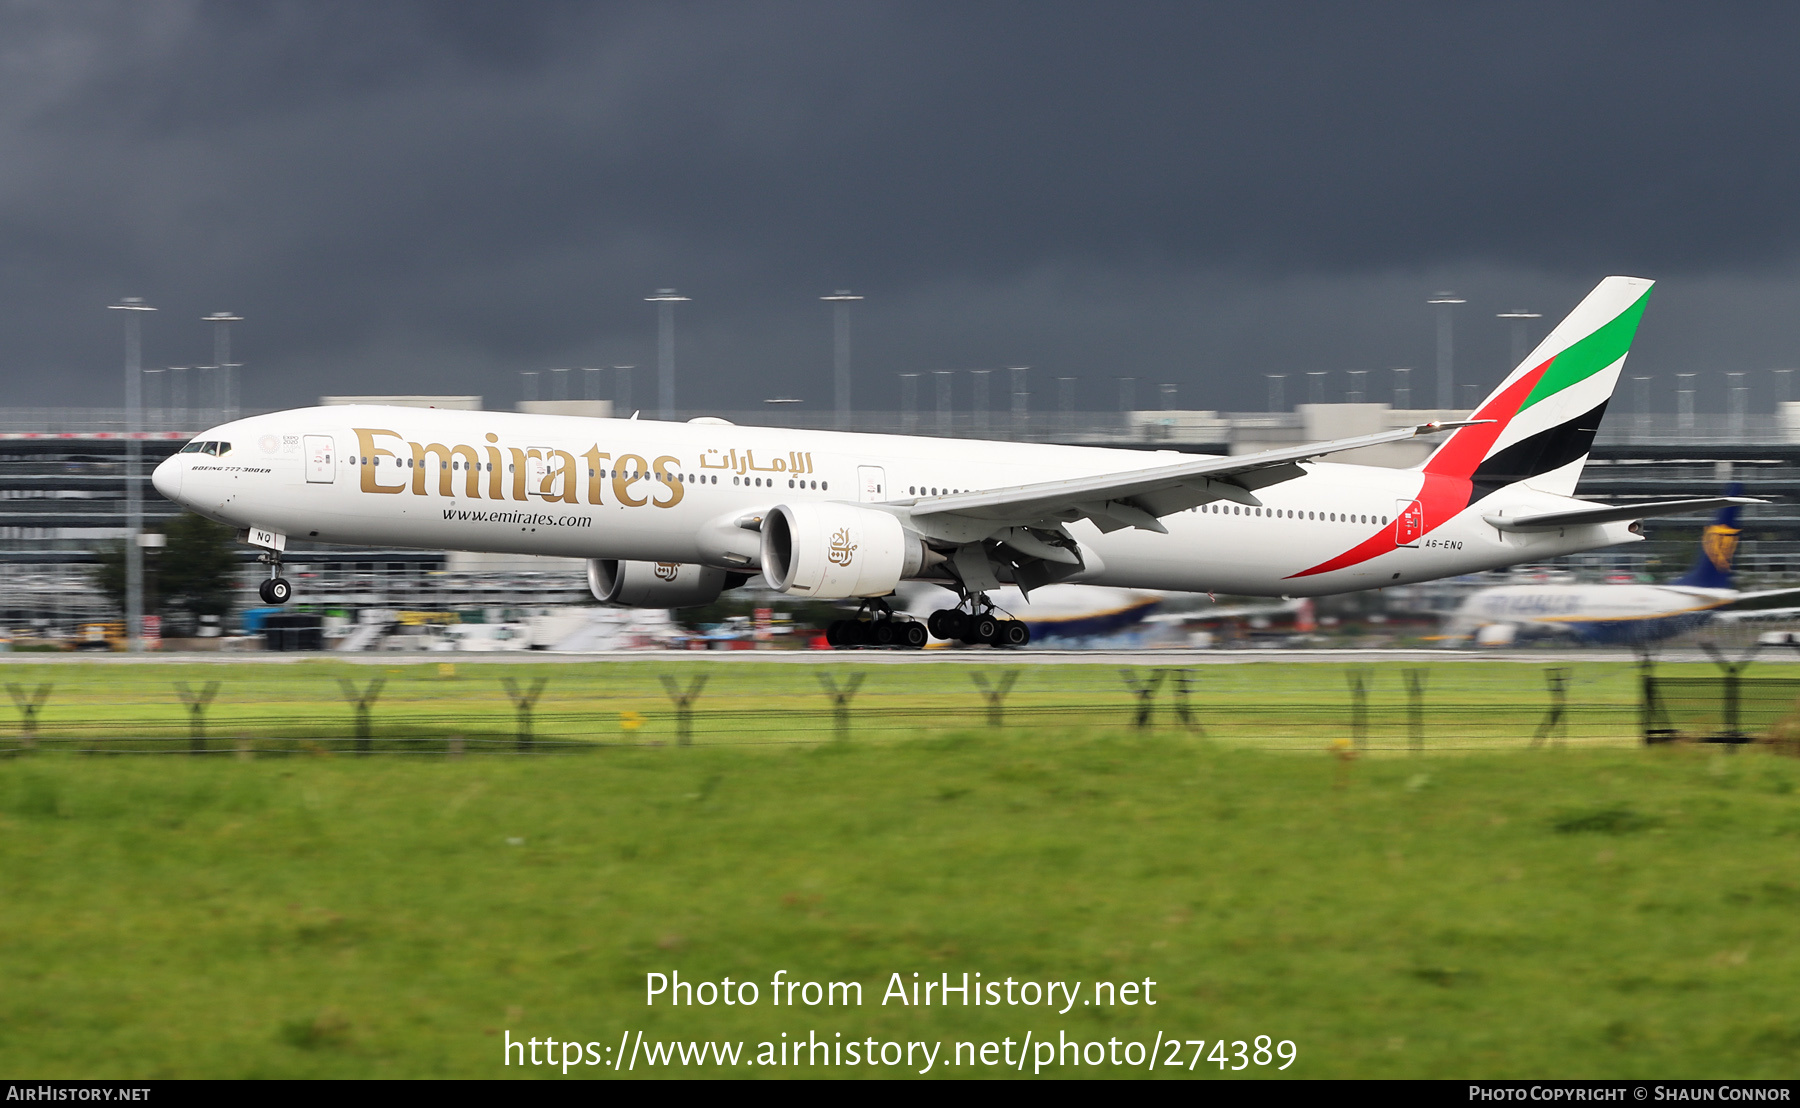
[
  {"x1": 1496, "y1": 309, "x2": 1541, "y2": 371},
  {"x1": 1428, "y1": 292, "x2": 1465, "y2": 410},
  {"x1": 611, "y1": 366, "x2": 635, "y2": 414},
  {"x1": 646, "y1": 289, "x2": 690, "y2": 420},
  {"x1": 203, "y1": 312, "x2": 242, "y2": 419},
  {"x1": 971, "y1": 368, "x2": 992, "y2": 435},
  {"x1": 109, "y1": 297, "x2": 156, "y2": 653},
  {"x1": 821, "y1": 290, "x2": 862, "y2": 430},
  {"x1": 1392, "y1": 366, "x2": 1413, "y2": 410}
]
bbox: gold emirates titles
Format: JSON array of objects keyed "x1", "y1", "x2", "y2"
[{"x1": 351, "y1": 427, "x2": 817, "y2": 509}]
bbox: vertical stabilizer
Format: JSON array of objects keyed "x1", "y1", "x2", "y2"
[
  {"x1": 1672, "y1": 486, "x2": 1744, "y2": 590},
  {"x1": 1421, "y1": 276, "x2": 1652, "y2": 500}
]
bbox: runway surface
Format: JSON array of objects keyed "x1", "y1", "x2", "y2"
[{"x1": 0, "y1": 647, "x2": 1717, "y2": 665}]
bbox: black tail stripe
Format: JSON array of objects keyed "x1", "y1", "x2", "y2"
[{"x1": 1470, "y1": 399, "x2": 1609, "y2": 500}]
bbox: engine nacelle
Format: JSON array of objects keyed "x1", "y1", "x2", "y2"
[
  {"x1": 587, "y1": 559, "x2": 728, "y2": 608},
  {"x1": 760, "y1": 502, "x2": 929, "y2": 598}
]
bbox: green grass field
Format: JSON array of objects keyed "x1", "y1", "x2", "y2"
[{"x1": 3, "y1": 696, "x2": 1799, "y2": 1077}]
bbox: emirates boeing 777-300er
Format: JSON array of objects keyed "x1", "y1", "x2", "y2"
[{"x1": 152, "y1": 276, "x2": 1757, "y2": 648}]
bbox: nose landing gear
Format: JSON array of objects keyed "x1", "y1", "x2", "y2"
[{"x1": 256, "y1": 551, "x2": 292, "y2": 605}]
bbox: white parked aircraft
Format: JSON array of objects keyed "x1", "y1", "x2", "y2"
[
  {"x1": 1444, "y1": 492, "x2": 1800, "y2": 646},
  {"x1": 153, "y1": 276, "x2": 1755, "y2": 648}
]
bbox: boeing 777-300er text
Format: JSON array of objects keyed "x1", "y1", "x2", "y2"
[{"x1": 152, "y1": 276, "x2": 1759, "y2": 648}]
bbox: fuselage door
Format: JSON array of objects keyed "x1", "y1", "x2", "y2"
[
  {"x1": 304, "y1": 435, "x2": 335, "y2": 484},
  {"x1": 1395, "y1": 499, "x2": 1423, "y2": 547},
  {"x1": 857, "y1": 465, "x2": 886, "y2": 503},
  {"x1": 526, "y1": 449, "x2": 553, "y2": 499}
]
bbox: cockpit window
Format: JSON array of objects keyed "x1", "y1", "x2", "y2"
[{"x1": 176, "y1": 440, "x2": 232, "y2": 456}]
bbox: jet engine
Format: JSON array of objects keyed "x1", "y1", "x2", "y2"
[
  {"x1": 587, "y1": 559, "x2": 730, "y2": 608},
  {"x1": 760, "y1": 502, "x2": 935, "y2": 599}
]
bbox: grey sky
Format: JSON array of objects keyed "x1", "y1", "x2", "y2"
[{"x1": 4, "y1": 1, "x2": 1800, "y2": 415}]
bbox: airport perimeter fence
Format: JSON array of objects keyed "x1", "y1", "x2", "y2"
[{"x1": 5, "y1": 656, "x2": 1800, "y2": 758}]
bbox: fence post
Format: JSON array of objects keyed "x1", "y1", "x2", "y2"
[
  {"x1": 969, "y1": 670, "x2": 1020, "y2": 728},
  {"x1": 1533, "y1": 665, "x2": 1576, "y2": 751},
  {"x1": 659, "y1": 674, "x2": 709, "y2": 746},
  {"x1": 174, "y1": 680, "x2": 222, "y2": 754},
  {"x1": 1403, "y1": 668, "x2": 1427, "y2": 753},
  {"x1": 1165, "y1": 669, "x2": 1205, "y2": 735},
  {"x1": 235, "y1": 735, "x2": 254, "y2": 762},
  {"x1": 1118, "y1": 669, "x2": 1166, "y2": 730},
  {"x1": 1531, "y1": 667, "x2": 1570, "y2": 749},
  {"x1": 336, "y1": 677, "x2": 386, "y2": 755},
  {"x1": 448, "y1": 734, "x2": 464, "y2": 761},
  {"x1": 502, "y1": 676, "x2": 550, "y2": 752},
  {"x1": 815, "y1": 672, "x2": 865, "y2": 741},
  {"x1": 1637, "y1": 649, "x2": 1666, "y2": 744},
  {"x1": 1700, "y1": 641, "x2": 1761, "y2": 747},
  {"x1": 6, "y1": 682, "x2": 51, "y2": 750},
  {"x1": 1346, "y1": 668, "x2": 1369, "y2": 751}
]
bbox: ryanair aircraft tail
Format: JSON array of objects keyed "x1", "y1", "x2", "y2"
[
  {"x1": 1420, "y1": 276, "x2": 1652, "y2": 501},
  {"x1": 1672, "y1": 486, "x2": 1744, "y2": 590}
]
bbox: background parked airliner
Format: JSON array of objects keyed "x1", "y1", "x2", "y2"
[
  {"x1": 1445, "y1": 490, "x2": 1800, "y2": 646},
  {"x1": 153, "y1": 275, "x2": 1756, "y2": 647}
]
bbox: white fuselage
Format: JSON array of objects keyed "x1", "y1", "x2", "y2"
[
  {"x1": 1449, "y1": 583, "x2": 1733, "y2": 637},
  {"x1": 154, "y1": 406, "x2": 1638, "y2": 598}
]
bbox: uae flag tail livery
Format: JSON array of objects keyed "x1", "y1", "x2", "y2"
[
  {"x1": 1285, "y1": 277, "x2": 1685, "y2": 583},
  {"x1": 1422, "y1": 275, "x2": 1650, "y2": 512}
]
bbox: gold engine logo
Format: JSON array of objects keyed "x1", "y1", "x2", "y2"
[
  {"x1": 653, "y1": 562, "x2": 681, "y2": 581},
  {"x1": 827, "y1": 527, "x2": 857, "y2": 567}
]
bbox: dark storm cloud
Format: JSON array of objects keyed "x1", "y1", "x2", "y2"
[{"x1": 4, "y1": 0, "x2": 1800, "y2": 414}]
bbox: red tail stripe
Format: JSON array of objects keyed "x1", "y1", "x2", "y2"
[
  {"x1": 1286, "y1": 359, "x2": 1551, "y2": 580},
  {"x1": 1423, "y1": 360, "x2": 1549, "y2": 479}
]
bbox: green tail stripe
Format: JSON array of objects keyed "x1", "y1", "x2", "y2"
[{"x1": 1519, "y1": 287, "x2": 1653, "y2": 412}]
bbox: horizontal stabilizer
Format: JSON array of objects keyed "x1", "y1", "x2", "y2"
[
  {"x1": 1482, "y1": 497, "x2": 1764, "y2": 533},
  {"x1": 1718, "y1": 588, "x2": 1800, "y2": 614}
]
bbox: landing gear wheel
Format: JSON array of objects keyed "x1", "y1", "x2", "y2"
[
  {"x1": 999, "y1": 619, "x2": 1030, "y2": 648},
  {"x1": 825, "y1": 620, "x2": 844, "y2": 647},
  {"x1": 839, "y1": 620, "x2": 868, "y2": 647},
  {"x1": 259, "y1": 577, "x2": 292, "y2": 605},
  {"x1": 931, "y1": 610, "x2": 967, "y2": 641},
  {"x1": 900, "y1": 622, "x2": 928, "y2": 649},
  {"x1": 873, "y1": 620, "x2": 898, "y2": 646},
  {"x1": 968, "y1": 613, "x2": 1000, "y2": 645}
]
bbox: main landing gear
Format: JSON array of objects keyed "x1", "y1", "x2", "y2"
[
  {"x1": 927, "y1": 598, "x2": 1031, "y2": 648},
  {"x1": 823, "y1": 594, "x2": 1031, "y2": 651},
  {"x1": 256, "y1": 551, "x2": 292, "y2": 605},
  {"x1": 825, "y1": 598, "x2": 929, "y2": 650}
]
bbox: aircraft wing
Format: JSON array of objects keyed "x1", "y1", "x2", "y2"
[
  {"x1": 1481, "y1": 497, "x2": 1764, "y2": 533},
  {"x1": 904, "y1": 419, "x2": 1491, "y2": 534}
]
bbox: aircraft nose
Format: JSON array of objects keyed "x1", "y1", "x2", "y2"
[{"x1": 151, "y1": 454, "x2": 183, "y2": 502}]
